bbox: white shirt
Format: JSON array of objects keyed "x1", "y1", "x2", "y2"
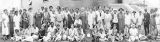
[
  {"x1": 50, "y1": 13, "x2": 56, "y2": 22},
  {"x1": 131, "y1": 14, "x2": 138, "y2": 24},
  {"x1": 104, "y1": 13, "x2": 112, "y2": 28},
  {"x1": 0, "y1": 14, "x2": 2, "y2": 22},
  {"x1": 13, "y1": 15, "x2": 21, "y2": 29},
  {"x1": 112, "y1": 14, "x2": 118, "y2": 23},
  {"x1": 48, "y1": 26, "x2": 56, "y2": 32},
  {"x1": 28, "y1": 12, "x2": 34, "y2": 25},
  {"x1": 155, "y1": 15, "x2": 160, "y2": 25},
  {"x1": 56, "y1": 13, "x2": 64, "y2": 21},
  {"x1": 1, "y1": 13, "x2": 9, "y2": 35},
  {"x1": 137, "y1": 14, "x2": 144, "y2": 25},
  {"x1": 1, "y1": 13, "x2": 9, "y2": 28},
  {"x1": 100, "y1": 11, "x2": 105, "y2": 19},
  {"x1": 129, "y1": 28, "x2": 138, "y2": 36},
  {"x1": 95, "y1": 11, "x2": 101, "y2": 21},
  {"x1": 88, "y1": 12, "x2": 94, "y2": 25},
  {"x1": 74, "y1": 19, "x2": 82, "y2": 25},
  {"x1": 125, "y1": 14, "x2": 132, "y2": 25}
]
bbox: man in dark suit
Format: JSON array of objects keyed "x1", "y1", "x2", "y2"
[{"x1": 143, "y1": 9, "x2": 150, "y2": 36}]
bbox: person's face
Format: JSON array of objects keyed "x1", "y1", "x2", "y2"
[
  {"x1": 126, "y1": 11, "x2": 129, "y2": 14},
  {"x1": 45, "y1": 8, "x2": 48, "y2": 12},
  {"x1": 71, "y1": 24, "x2": 74, "y2": 28},
  {"x1": 106, "y1": 10, "x2": 109, "y2": 14},
  {"x1": 19, "y1": 10, "x2": 22, "y2": 14},
  {"x1": 113, "y1": 10, "x2": 117, "y2": 14},
  {"x1": 139, "y1": 11, "x2": 142, "y2": 14},
  {"x1": 49, "y1": 7, "x2": 53, "y2": 11},
  {"x1": 144, "y1": 9, "x2": 147, "y2": 12},
  {"x1": 15, "y1": 11, "x2": 18, "y2": 15},
  {"x1": 4, "y1": 10, "x2": 8, "y2": 14},
  {"x1": 113, "y1": 24, "x2": 117, "y2": 29},
  {"x1": 41, "y1": 7, "x2": 44, "y2": 11}
]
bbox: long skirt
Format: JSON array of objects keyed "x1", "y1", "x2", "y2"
[
  {"x1": 2, "y1": 23, "x2": 9, "y2": 35},
  {"x1": 157, "y1": 25, "x2": 160, "y2": 33}
]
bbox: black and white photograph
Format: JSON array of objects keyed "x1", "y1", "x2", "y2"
[{"x1": 0, "y1": 0, "x2": 160, "y2": 42}]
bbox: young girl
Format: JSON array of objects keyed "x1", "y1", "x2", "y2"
[
  {"x1": 109, "y1": 24, "x2": 118, "y2": 42},
  {"x1": 129, "y1": 24, "x2": 139, "y2": 42},
  {"x1": 55, "y1": 25, "x2": 62, "y2": 41},
  {"x1": 68, "y1": 24, "x2": 75, "y2": 41},
  {"x1": 99, "y1": 29, "x2": 107, "y2": 42}
]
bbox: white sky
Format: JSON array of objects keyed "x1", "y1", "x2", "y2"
[{"x1": 0, "y1": 0, "x2": 159, "y2": 10}]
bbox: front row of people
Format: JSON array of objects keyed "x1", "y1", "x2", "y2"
[{"x1": 11, "y1": 22, "x2": 149, "y2": 42}]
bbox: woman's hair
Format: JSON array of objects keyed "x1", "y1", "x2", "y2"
[{"x1": 118, "y1": 8, "x2": 124, "y2": 11}]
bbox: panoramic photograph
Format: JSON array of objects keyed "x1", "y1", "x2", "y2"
[{"x1": 0, "y1": 0, "x2": 160, "y2": 42}]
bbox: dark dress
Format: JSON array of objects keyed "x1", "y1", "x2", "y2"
[
  {"x1": 80, "y1": 12, "x2": 88, "y2": 34},
  {"x1": 9, "y1": 14, "x2": 14, "y2": 37},
  {"x1": 21, "y1": 13, "x2": 29, "y2": 29},
  {"x1": 144, "y1": 13, "x2": 150, "y2": 35},
  {"x1": 67, "y1": 14, "x2": 74, "y2": 28},
  {"x1": 34, "y1": 13, "x2": 43, "y2": 29},
  {"x1": 118, "y1": 12, "x2": 125, "y2": 33}
]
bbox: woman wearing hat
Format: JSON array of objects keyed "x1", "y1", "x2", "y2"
[
  {"x1": 117, "y1": 8, "x2": 125, "y2": 33},
  {"x1": 131, "y1": 11, "x2": 138, "y2": 25}
]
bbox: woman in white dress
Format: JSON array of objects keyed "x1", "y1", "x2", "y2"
[
  {"x1": 104, "y1": 10, "x2": 112, "y2": 30},
  {"x1": 1, "y1": 9, "x2": 9, "y2": 39},
  {"x1": 88, "y1": 11, "x2": 94, "y2": 29},
  {"x1": 13, "y1": 11, "x2": 21, "y2": 32},
  {"x1": 131, "y1": 11, "x2": 138, "y2": 24}
]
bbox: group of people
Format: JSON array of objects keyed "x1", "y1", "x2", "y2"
[{"x1": 0, "y1": 5, "x2": 160, "y2": 42}]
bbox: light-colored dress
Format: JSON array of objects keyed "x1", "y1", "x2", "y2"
[
  {"x1": 131, "y1": 14, "x2": 138, "y2": 24},
  {"x1": 56, "y1": 13, "x2": 64, "y2": 28},
  {"x1": 50, "y1": 12, "x2": 56, "y2": 23},
  {"x1": 125, "y1": 14, "x2": 131, "y2": 25},
  {"x1": 104, "y1": 13, "x2": 112, "y2": 29},
  {"x1": 112, "y1": 14, "x2": 118, "y2": 23},
  {"x1": 13, "y1": 15, "x2": 21, "y2": 30},
  {"x1": 28, "y1": 12, "x2": 34, "y2": 25},
  {"x1": 88, "y1": 12, "x2": 94, "y2": 29},
  {"x1": 137, "y1": 14, "x2": 144, "y2": 25},
  {"x1": 1, "y1": 13, "x2": 9, "y2": 35},
  {"x1": 129, "y1": 28, "x2": 138, "y2": 41},
  {"x1": 156, "y1": 15, "x2": 160, "y2": 32}
]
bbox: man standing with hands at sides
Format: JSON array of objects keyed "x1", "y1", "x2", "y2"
[{"x1": 143, "y1": 9, "x2": 150, "y2": 36}]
